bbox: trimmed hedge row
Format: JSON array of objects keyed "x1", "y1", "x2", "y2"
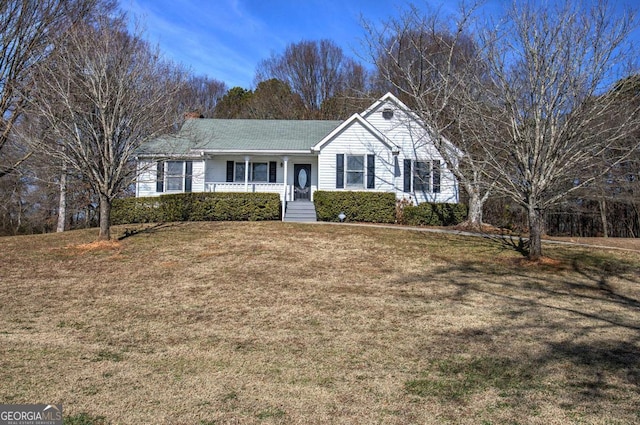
[
  {"x1": 112, "y1": 192, "x2": 281, "y2": 224},
  {"x1": 314, "y1": 191, "x2": 397, "y2": 223},
  {"x1": 401, "y1": 202, "x2": 468, "y2": 226}
]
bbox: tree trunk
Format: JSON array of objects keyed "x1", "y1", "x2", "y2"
[
  {"x1": 98, "y1": 193, "x2": 111, "y2": 240},
  {"x1": 528, "y1": 206, "x2": 544, "y2": 260},
  {"x1": 56, "y1": 169, "x2": 67, "y2": 232},
  {"x1": 466, "y1": 190, "x2": 484, "y2": 230},
  {"x1": 598, "y1": 198, "x2": 608, "y2": 238}
]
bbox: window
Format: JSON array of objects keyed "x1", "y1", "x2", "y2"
[
  {"x1": 166, "y1": 161, "x2": 184, "y2": 191},
  {"x1": 234, "y1": 163, "x2": 245, "y2": 182},
  {"x1": 233, "y1": 162, "x2": 270, "y2": 182},
  {"x1": 346, "y1": 155, "x2": 364, "y2": 187},
  {"x1": 404, "y1": 160, "x2": 441, "y2": 194},
  {"x1": 336, "y1": 154, "x2": 375, "y2": 189},
  {"x1": 252, "y1": 162, "x2": 268, "y2": 182},
  {"x1": 158, "y1": 160, "x2": 192, "y2": 193},
  {"x1": 414, "y1": 161, "x2": 430, "y2": 192}
]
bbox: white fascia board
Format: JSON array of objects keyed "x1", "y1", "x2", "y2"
[
  {"x1": 361, "y1": 92, "x2": 423, "y2": 123},
  {"x1": 196, "y1": 149, "x2": 315, "y2": 156},
  {"x1": 136, "y1": 152, "x2": 203, "y2": 159},
  {"x1": 361, "y1": 92, "x2": 407, "y2": 116}
]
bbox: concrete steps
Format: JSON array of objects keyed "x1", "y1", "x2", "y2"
[{"x1": 283, "y1": 201, "x2": 317, "y2": 222}]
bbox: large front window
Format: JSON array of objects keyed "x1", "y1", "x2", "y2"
[
  {"x1": 157, "y1": 160, "x2": 192, "y2": 193},
  {"x1": 346, "y1": 155, "x2": 364, "y2": 187},
  {"x1": 234, "y1": 162, "x2": 268, "y2": 182}
]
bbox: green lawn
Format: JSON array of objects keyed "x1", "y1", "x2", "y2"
[{"x1": 1, "y1": 222, "x2": 638, "y2": 424}]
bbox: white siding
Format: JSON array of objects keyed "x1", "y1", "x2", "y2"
[
  {"x1": 191, "y1": 160, "x2": 205, "y2": 192},
  {"x1": 136, "y1": 160, "x2": 159, "y2": 197},
  {"x1": 318, "y1": 121, "x2": 397, "y2": 193},
  {"x1": 318, "y1": 100, "x2": 459, "y2": 204}
]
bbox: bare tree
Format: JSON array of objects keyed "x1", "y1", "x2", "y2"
[
  {"x1": 26, "y1": 14, "x2": 185, "y2": 240},
  {"x1": 481, "y1": 0, "x2": 640, "y2": 259},
  {"x1": 255, "y1": 39, "x2": 367, "y2": 115},
  {"x1": 179, "y1": 75, "x2": 227, "y2": 118},
  {"x1": 363, "y1": 1, "x2": 496, "y2": 230},
  {"x1": 0, "y1": 0, "x2": 107, "y2": 178},
  {"x1": 585, "y1": 76, "x2": 640, "y2": 238}
]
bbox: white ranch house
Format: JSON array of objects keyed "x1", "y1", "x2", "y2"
[{"x1": 135, "y1": 93, "x2": 459, "y2": 221}]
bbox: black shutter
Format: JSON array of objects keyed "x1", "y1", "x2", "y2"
[
  {"x1": 226, "y1": 161, "x2": 234, "y2": 182},
  {"x1": 366, "y1": 154, "x2": 375, "y2": 189},
  {"x1": 184, "y1": 161, "x2": 193, "y2": 192},
  {"x1": 269, "y1": 161, "x2": 277, "y2": 183},
  {"x1": 432, "y1": 160, "x2": 441, "y2": 193},
  {"x1": 156, "y1": 161, "x2": 164, "y2": 193},
  {"x1": 336, "y1": 154, "x2": 344, "y2": 188},
  {"x1": 403, "y1": 159, "x2": 412, "y2": 193}
]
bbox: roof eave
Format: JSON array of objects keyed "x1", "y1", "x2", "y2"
[{"x1": 197, "y1": 149, "x2": 315, "y2": 156}]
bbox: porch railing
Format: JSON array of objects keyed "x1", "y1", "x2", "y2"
[
  {"x1": 204, "y1": 182, "x2": 317, "y2": 203},
  {"x1": 205, "y1": 182, "x2": 284, "y2": 195}
]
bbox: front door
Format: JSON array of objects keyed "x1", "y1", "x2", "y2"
[{"x1": 294, "y1": 164, "x2": 311, "y2": 201}]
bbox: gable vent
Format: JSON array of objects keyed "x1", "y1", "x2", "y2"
[{"x1": 382, "y1": 108, "x2": 394, "y2": 119}]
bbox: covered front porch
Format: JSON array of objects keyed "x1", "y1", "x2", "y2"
[{"x1": 202, "y1": 154, "x2": 318, "y2": 208}]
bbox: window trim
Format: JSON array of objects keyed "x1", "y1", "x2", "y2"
[
  {"x1": 346, "y1": 154, "x2": 365, "y2": 188},
  {"x1": 166, "y1": 160, "x2": 185, "y2": 192},
  {"x1": 336, "y1": 154, "x2": 376, "y2": 189}
]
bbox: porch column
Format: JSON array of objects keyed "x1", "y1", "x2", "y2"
[
  {"x1": 244, "y1": 156, "x2": 250, "y2": 192},
  {"x1": 282, "y1": 156, "x2": 289, "y2": 202},
  {"x1": 282, "y1": 156, "x2": 289, "y2": 220}
]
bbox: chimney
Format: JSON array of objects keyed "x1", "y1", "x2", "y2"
[{"x1": 184, "y1": 111, "x2": 204, "y2": 119}]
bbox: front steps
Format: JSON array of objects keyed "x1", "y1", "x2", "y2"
[{"x1": 283, "y1": 201, "x2": 317, "y2": 222}]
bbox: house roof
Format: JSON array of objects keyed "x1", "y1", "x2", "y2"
[{"x1": 138, "y1": 118, "x2": 343, "y2": 156}]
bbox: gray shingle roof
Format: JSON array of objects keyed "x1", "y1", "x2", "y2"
[{"x1": 139, "y1": 118, "x2": 343, "y2": 156}]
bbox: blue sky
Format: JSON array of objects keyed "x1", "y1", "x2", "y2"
[
  {"x1": 121, "y1": 1, "x2": 637, "y2": 90},
  {"x1": 122, "y1": 0, "x2": 451, "y2": 88}
]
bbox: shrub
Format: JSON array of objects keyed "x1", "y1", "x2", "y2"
[
  {"x1": 112, "y1": 192, "x2": 281, "y2": 224},
  {"x1": 314, "y1": 191, "x2": 396, "y2": 223},
  {"x1": 401, "y1": 202, "x2": 467, "y2": 226}
]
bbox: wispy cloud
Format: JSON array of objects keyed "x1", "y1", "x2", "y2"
[{"x1": 126, "y1": 0, "x2": 281, "y2": 87}]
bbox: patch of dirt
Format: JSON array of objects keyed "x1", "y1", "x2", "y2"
[
  {"x1": 452, "y1": 222, "x2": 503, "y2": 234},
  {"x1": 69, "y1": 240, "x2": 122, "y2": 253},
  {"x1": 513, "y1": 256, "x2": 566, "y2": 268}
]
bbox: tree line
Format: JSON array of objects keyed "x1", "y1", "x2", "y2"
[{"x1": 0, "y1": 0, "x2": 638, "y2": 260}]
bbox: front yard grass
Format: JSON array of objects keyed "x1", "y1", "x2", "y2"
[{"x1": 0, "y1": 221, "x2": 638, "y2": 424}]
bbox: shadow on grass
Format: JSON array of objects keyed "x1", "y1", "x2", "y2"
[
  {"x1": 116, "y1": 222, "x2": 181, "y2": 240},
  {"x1": 394, "y1": 250, "x2": 640, "y2": 415}
]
